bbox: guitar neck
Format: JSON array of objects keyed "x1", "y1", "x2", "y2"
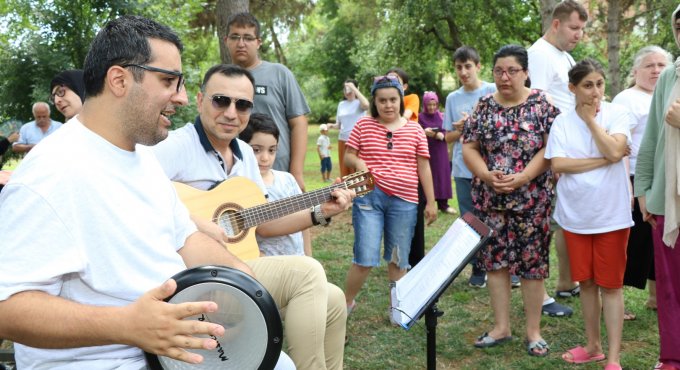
[{"x1": 238, "y1": 183, "x2": 346, "y2": 229}]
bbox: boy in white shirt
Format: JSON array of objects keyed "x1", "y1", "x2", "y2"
[{"x1": 317, "y1": 124, "x2": 332, "y2": 182}]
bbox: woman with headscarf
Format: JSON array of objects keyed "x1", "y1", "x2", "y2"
[
  {"x1": 419, "y1": 91, "x2": 454, "y2": 214},
  {"x1": 49, "y1": 69, "x2": 85, "y2": 120}
]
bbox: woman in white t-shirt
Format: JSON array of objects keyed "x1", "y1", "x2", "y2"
[
  {"x1": 545, "y1": 58, "x2": 633, "y2": 369},
  {"x1": 612, "y1": 46, "x2": 672, "y2": 320},
  {"x1": 330, "y1": 78, "x2": 369, "y2": 177}
]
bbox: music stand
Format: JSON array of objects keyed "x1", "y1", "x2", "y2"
[{"x1": 390, "y1": 212, "x2": 492, "y2": 370}]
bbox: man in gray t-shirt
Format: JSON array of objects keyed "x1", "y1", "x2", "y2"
[{"x1": 224, "y1": 12, "x2": 310, "y2": 190}]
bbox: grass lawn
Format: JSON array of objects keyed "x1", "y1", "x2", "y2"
[{"x1": 305, "y1": 125, "x2": 660, "y2": 370}]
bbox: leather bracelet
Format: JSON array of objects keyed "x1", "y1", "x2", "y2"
[{"x1": 313, "y1": 204, "x2": 331, "y2": 226}]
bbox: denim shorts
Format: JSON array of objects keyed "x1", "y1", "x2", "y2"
[
  {"x1": 351, "y1": 186, "x2": 417, "y2": 269},
  {"x1": 320, "y1": 157, "x2": 332, "y2": 173}
]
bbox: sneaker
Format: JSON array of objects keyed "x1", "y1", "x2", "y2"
[
  {"x1": 541, "y1": 298, "x2": 573, "y2": 317},
  {"x1": 468, "y1": 271, "x2": 487, "y2": 288},
  {"x1": 510, "y1": 275, "x2": 521, "y2": 288}
]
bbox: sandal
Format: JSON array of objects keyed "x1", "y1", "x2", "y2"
[
  {"x1": 561, "y1": 346, "x2": 606, "y2": 364},
  {"x1": 526, "y1": 339, "x2": 550, "y2": 357},
  {"x1": 555, "y1": 285, "x2": 580, "y2": 298},
  {"x1": 542, "y1": 299, "x2": 573, "y2": 317},
  {"x1": 604, "y1": 364, "x2": 622, "y2": 370},
  {"x1": 347, "y1": 300, "x2": 357, "y2": 315},
  {"x1": 623, "y1": 310, "x2": 637, "y2": 321},
  {"x1": 474, "y1": 332, "x2": 513, "y2": 348}
]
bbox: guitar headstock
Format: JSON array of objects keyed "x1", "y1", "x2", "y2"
[{"x1": 341, "y1": 171, "x2": 375, "y2": 197}]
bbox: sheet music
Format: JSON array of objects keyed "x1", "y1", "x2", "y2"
[{"x1": 392, "y1": 217, "x2": 482, "y2": 328}]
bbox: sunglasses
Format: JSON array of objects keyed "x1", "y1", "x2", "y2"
[
  {"x1": 373, "y1": 75, "x2": 400, "y2": 84},
  {"x1": 122, "y1": 64, "x2": 185, "y2": 92},
  {"x1": 386, "y1": 131, "x2": 393, "y2": 150},
  {"x1": 49, "y1": 85, "x2": 66, "y2": 104},
  {"x1": 209, "y1": 94, "x2": 254, "y2": 115}
]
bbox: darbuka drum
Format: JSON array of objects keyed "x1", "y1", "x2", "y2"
[{"x1": 145, "y1": 265, "x2": 282, "y2": 370}]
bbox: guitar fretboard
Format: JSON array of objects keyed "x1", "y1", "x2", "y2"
[{"x1": 228, "y1": 182, "x2": 350, "y2": 229}]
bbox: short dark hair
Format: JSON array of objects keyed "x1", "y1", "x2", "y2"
[
  {"x1": 568, "y1": 58, "x2": 605, "y2": 86},
  {"x1": 226, "y1": 12, "x2": 261, "y2": 37},
  {"x1": 552, "y1": 0, "x2": 588, "y2": 22},
  {"x1": 493, "y1": 44, "x2": 531, "y2": 88},
  {"x1": 83, "y1": 15, "x2": 183, "y2": 97},
  {"x1": 386, "y1": 67, "x2": 409, "y2": 85},
  {"x1": 200, "y1": 64, "x2": 255, "y2": 92},
  {"x1": 453, "y1": 46, "x2": 481, "y2": 64},
  {"x1": 240, "y1": 112, "x2": 279, "y2": 143}
]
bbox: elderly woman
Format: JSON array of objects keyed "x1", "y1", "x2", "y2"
[
  {"x1": 419, "y1": 91, "x2": 454, "y2": 214},
  {"x1": 612, "y1": 46, "x2": 672, "y2": 320},
  {"x1": 463, "y1": 44, "x2": 557, "y2": 357}
]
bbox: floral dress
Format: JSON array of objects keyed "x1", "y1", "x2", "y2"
[{"x1": 462, "y1": 89, "x2": 558, "y2": 278}]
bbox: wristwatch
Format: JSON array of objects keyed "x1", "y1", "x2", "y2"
[{"x1": 312, "y1": 205, "x2": 331, "y2": 226}]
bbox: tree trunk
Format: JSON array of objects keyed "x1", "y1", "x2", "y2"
[
  {"x1": 607, "y1": 0, "x2": 622, "y2": 96},
  {"x1": 216, "y1": 0, "x2": 250, "y2": 64},
  {"x1": 269, "y1": 23, "x2": 288, "y2": 65},
  {"x1": 539, "y1": 0, "x2": 559, "y2": 34}
]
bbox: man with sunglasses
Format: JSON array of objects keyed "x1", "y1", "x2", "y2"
[
  {"x1": 152, "y1": 63, "x2": 354, "y2": 370},
  {"x1": 224, "y1": 12, "x2": 310, "y2": 191},
  {"x1": 11, "y1": 102, "x2": 62, "y2": 154}
]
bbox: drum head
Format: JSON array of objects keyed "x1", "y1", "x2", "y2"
[{"x1": 145, "y1": 265, "x2": 282, "y2": 370}]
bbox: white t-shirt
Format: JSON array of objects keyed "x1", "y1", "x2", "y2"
[
  {"x1": 611, "y1": 87, "x2": 653, "y2": 175},
  {"x1": 545, "y1": 102, "x2": 634, "y2": 233},
  {"x1": 152, "y1": 121, "x2": 267, "y2": 194},
  {"x1": 0, "y1": 118, "x2": 196, "y2": 369},
  {"x1": 336, "y1": 99, "x2": 365, "y2": 141},
  {"x1": 257, "y1": 170, "x2": 305, "y2": 256},
  {"x1": 528, "y1": 37, "x2": 575, "y2": 113},
  {"x1": 317, "y1": 134, "x2": 331, "y2": 158}
]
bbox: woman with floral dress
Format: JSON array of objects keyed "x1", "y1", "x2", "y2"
[{"x1": 462, "y1": 44, "x2": 558, "y2": 357}]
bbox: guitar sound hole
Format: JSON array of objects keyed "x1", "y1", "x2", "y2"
[{"x1": 213, "y1": 203, "x2": 247, "y2": 243}]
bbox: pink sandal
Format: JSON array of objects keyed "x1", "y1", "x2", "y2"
[{"x1": 561, "y1": 346, "x2": 605, "y2": 364}]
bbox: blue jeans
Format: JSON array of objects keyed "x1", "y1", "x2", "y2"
[
  {"x1": 454, "y1": 177, "x2": 473, "y2": 216},
  {"x1": 352, "y1": 186, "x2": 417, "y2": 269}
]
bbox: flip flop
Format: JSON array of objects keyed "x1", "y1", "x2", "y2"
[
  {"x1": 561, "y1": 346, "x2": 606, "y2": 364},
  {"x1": 604, "y1": 364, "x2": 622, "y2": 370},
  {"x1": 474, "y1": 332, "x2": 513, "y2": 348},
  {"x1": 623, "y1": 310, "x2": 637, "y2": 321},
  {"x1": 526, "y1": 339, "x2": 550, "y2": 357}
]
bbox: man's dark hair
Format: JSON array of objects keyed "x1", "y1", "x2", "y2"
[
  {"x1": 453, "y1": 46, "x2": 481, "y2": 64},
  {"x1": 552, "y1": 0, "x2": 588, "y2": 22},
  {"x1": 386, "y1": 67, "x2": 409, "y2": 85},
  {"x1": 240, "y1": 112, "x2": 279, "y2": 143},
  {"x1": 226, "y1": 12, "x2": 261, "y2": 37},
  {"x1": 200, "y1": 64, "x2": 255, "y2": 92},
  {"x1": 83, "y1": 15, "x2": 183, "y2": 97}
]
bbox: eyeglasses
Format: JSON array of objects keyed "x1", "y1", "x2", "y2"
[
  {"x1": 122, "y1": 64, "x2": 185, "y2": 92},
  {"x1": 227, "y1": 34, "x2": 258, "y2": 43},
  {"x1": 492, "y1": 67, "x2": 524, "y2": 79},
  {"x1": 386, "y1": 131, "x2": 393, "y2": 150},
  {"x1": 209, "y1": 94, "x2": 254, "y2": 115},
  {"x1": 49, "y1": 85, "x2": 66, "y2": 104}
]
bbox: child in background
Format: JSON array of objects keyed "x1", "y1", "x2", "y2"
[
  {"x1": 317, "y1": 124, "x2": 332, "y2": 182},
  {"x1": 240, "y1": 113, "x2": 311, "y2": 256}
]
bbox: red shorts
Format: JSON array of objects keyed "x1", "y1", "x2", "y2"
[{"x1": 563, "y1": 228, "x2": 630, "y2": 289}]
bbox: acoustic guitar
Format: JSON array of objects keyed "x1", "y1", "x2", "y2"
[{"x1": 174, "y1": 171, "x2": 374, "y2": 260}]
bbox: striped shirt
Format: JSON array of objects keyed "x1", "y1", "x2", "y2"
[{"x1": 346, "y1": 116, "x2": 429, "y2": 203}]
